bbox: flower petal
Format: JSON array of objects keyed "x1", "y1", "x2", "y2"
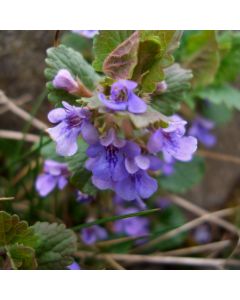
[
  {"x1": 92, "y1": 176, "x2": 113, "y2": 190},
  {"x1": 128, "y1": 93, "x2": 147, "y2": 114},
  {"x1": 115, "y1": 176, "x2": 137, "y2": 201},
  {"x1": 98, "y1": 93, "x2": 127, "y2": 111},
  {"x1": 147, "y1": 129, "x2": 163, "y2": 153},
  {"x1": 170, "y1": 136, "x2": 198, "y2": 161},
  {"x1": 136, "y1": 171, "x2": 158, "y2": 199},
  {"x1": 81, "y1": 121, "x2": 99, "y2": 145},
  {"x1": 48, "y1": 108, "x2": 67, "y2": 123},
  {"x1": 35, "y1": 174, "x2": 57, "y2": 197},
  {"x1": 135, "y1": 155, "x2": 150, "y2": 170},
  {"x1": 125, "y1": 158, "x2": 139, "y2": 174}
]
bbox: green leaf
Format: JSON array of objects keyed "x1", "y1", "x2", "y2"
[
  {"x1": 72, "y1": 208, "x2": 160, "y2": 231},
  {"x1": 61, "y1": 32, "x2": 94, "y2": 61},
  {"x1": 103, "y1": 31, "x2": 140, "y2": 80},
  {"x1": 152, "y1": 63, "x2": 193, "y2": 115},
  {"x1": 216, "y1": 32, "x2": 240, "y2": 83},
  {"x1": 132, "y1": 31, "x2": 182, "y2": 93},
  {"x1": 93, "y1": 30, "x2": 134, "y2": 72},
  {"x1": 196, "y1": 84, "x2": 240, "y2": 110},
  {"x1": 129, "y1": 106, "x2": 170, "y2": 128},
  {"x1": 182, "y1": 31, "x2": 220, "y2": 88},
  {"x1": 6, "y1": 245, "x2": 37, "y2": 270},
  {"x1": 201, "y1": 101, "x2": 232, "y2": 125},
  {"x1": 0, "y1": 211, "x2": 37, "y2": 248},
  {"x1": 159, "y1": 157, "x2": 205, "y2": 194},
  {"x1": 0, "y1": 211, "x2": 38, "y2": 270},
  {"x1": 45, "y1": 45, "x2": 100, "y2": 103},
  {"x1": 32, "y1": 222, "x2": 77, "y2": 270}
]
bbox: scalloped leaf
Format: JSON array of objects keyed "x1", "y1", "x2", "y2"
[
  {"x1": 6, "y1": 245, "x2": 37, "y2": 270},
  {"x1": 0, "y1": 211, "x2": 37, "y2": 248},
  {"x1": 45, "y1": 45, "x2": 100, "y2": 103},
  {"x1": 32, "y1": 222, "x2": 77, "y2": 270}
]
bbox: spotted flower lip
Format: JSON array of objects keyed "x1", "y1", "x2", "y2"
[
  {"x1": 35, "y1": 160, "x2": 69, "y2": 197},
  {"x1": 147, "y1": 115, "x2": 198, "y2": 162},
  {"x1": 53, "y1": 69, "x2": 78, "y2": 93},
  {"x1": 98, "y1": 79, "x2": 147, "y2": 114},
  {"x1": 189, "y1": 116, "x2": 216, "y2": 148},
  {"x1": 47, "y1": 101, "x2": 98, "y2": 156}
]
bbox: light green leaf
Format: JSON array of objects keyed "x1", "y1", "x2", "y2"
[
  {"x1": 159, "y1": 157, "x2": 205, "y2": 194},
  {"x1": 197, "y1": 84, "x2": 240, "y2": 110},
  {"x1": 93, "y1": 30, "x2": 134, "y2": 72},
  {"x1": 45, "y1": 45, "x2": 100, "y2": 103},
  {"x1": 129, "y1": 106, "x2": 170, "y2": 128},
  {"x1": 182, "y1": 31, "x2": 220, "y2": 88},
  {"x1": 32, "y1": 222, "x2": 77, "y2": 270}
]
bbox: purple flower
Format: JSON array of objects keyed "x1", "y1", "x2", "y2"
[
  {"x1": 189, "y1": 116, "x2": 216, "y2": 148},
  {"x1": 98, "y1": 80, "x2": 147, "y2": 114},
  {"x1": 114, "y1": 207, "x2": 149, "y2": 237},
  {"x1": 72, "y1": 30, "x2": 99, "y2": 38},
  {"x1": 53, "y1": 69, "x2": 78, "y2": 93},
  {"x1": 81, "y1": 225, "x2": 108, "y2": 245},
  {"x1": 35, "y1": 160, "x2": 69, "y2": 197},
  {"x1": 68, "y1": 261, "x2": 81, "y2": 270},
  {"x1": 115, "y1": 169, "x2": 158, "y2": 202},
  {"x1": 86, "y1": 128, "x2": 158, "y2": 201},
  {"x1": 76, "y1": 190, "x2": 93, "y2": 203},
  {"x1": 147, "y1": 115, "x2": 198, "y2": 162},
  {"x1": 85, "y1": 128, "x2": 128, "y2": 190},
  {"x1": 47, "y1": 101, "x2": 98, "y2": 156},
  {"x1": 193, "y1": 224, "x2": 211, "y2": 244},
  {"x1": 159, "y1": 152, "x2": 176, "y2": 176}
]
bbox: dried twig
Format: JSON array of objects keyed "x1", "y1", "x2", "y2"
[
  {"x1": 0, "y1": 95, "x2": 32, "y2": 115},
  {"x1": 75, "y1": 251, "x2": 240, "y2": 268},
  {"x1": 0, "y1": 90, "x2": 47, "y2": 131},
  {"x1": 104, "y1": 255, "x2": 126, "y2": 270},
  {"x1": 168, "y1": 195, "x2": 240, "y2": 235},
  {"x1": 0, "y1": 197, "x2": 15, "y2": 201},
  {"x1": 197, "y1": 149, "x2": 240, "y2": 165},
  {"x1": 132, "y1": 207, "x2": 236, "y2": 253},
  {"x1": 158, "y1": 240, "x2": 232, "y2": 256},
  {"x1": 0, "y1": 130, "x2": 40, "y2": 143}
]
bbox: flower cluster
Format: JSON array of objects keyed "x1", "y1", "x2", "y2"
[{"x1": 37, "y1": 68, "x2": 198, "y2": 206}]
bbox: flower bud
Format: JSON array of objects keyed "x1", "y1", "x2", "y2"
[{"x1": 53, "y1": 69, "x2": 78, "y2": 93}]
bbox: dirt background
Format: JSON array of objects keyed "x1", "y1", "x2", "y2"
[{"x1": 1, "y1": 30, "x2": 240, "y2": 209}]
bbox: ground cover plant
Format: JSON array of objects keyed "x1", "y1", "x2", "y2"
[{"x1": 1, "y1": 30, "x2": 240, "y2": 270}]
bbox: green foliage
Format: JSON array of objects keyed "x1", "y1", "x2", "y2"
[
  {"x1": 132, "y1": 30, "x2": 182, "y2": 93},
  {"x1": 129, "y1": 106, "x2": 169, "y2": 128},
  {"x1": 180, "y1": 31, "x2": 220, "y2": 88},
  {"x1": 0, "y1": 211, "x2": 37, "y2": 248},
  {"x1": 216, "y1": 32, "x2": 240, "y2": 83},
  {"x1": 152, "y1": 63, "x2": 193, "y2": 115},
  {"x1": 92, "y1": 30, "x2": 134, "y2": 72},
  {"x1": 32, "y1": 222, "x2": 77, "y2": 270},
  {"x1": 61, "y1": 32, "x2": 94, "y2": 61},
  {"x1": 6, "y1": 244, "x2": 37, "y2": 270},
  {"x1": 196, "y1": 84, "x2": 240, "y2": 110},
  {"x1": 103, "y1": 31, "x2": 140, "y2": 80},
  {"x1": 0, "y1": 211, "x2": 38, "y2": 270},
  {"x1": 159, "y1": 157, "x2": 205, "y2": 194},
  {"x1": 45, "y1": 45, "x2": 100, "y2": 103},
  {"x1": 201, "y1": 101, "x2": 232, "y2": 125}
]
